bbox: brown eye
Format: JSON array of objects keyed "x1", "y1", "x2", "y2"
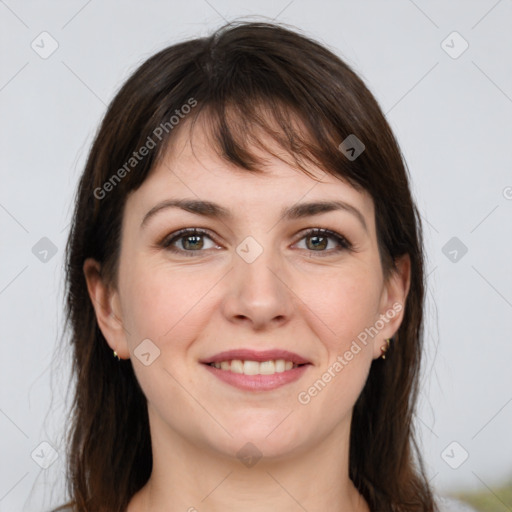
[
  {"x1": 180, "y1": 234, "x2": 204, "y2": 250},
  {"x1": 161, "y1": 228, "x2": 218, "y2": 257},
  {"x1": 305, "y1": 234, "x2": 328, "y2": 251},
  {"x1": 296, "y1": 228, "x2": 352, "y2": 255}
]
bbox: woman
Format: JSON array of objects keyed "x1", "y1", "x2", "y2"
[{"x1": 54, "y1": 20, "x2": 473, "y2": 512}]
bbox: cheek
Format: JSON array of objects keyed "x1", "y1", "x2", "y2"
[
  {"x1": 298, "y1": 263, "x2": 383, "y2": 347},
  {"x1": 292, "y1": 265, "x2": 382, "y2": 407},
  {"x1": 297, "y1": 266, "x2": 380, "y2": 380},
  {"x1": 118, "y1": 263, "x2": 218, "y2": 406},
  {"x1": 120, "y1": 261, "x2": 218, "y2": 346}
]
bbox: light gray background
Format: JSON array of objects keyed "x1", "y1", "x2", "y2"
[{"x1": 1, "y1": 1, "x2": 511, "y2": 510}]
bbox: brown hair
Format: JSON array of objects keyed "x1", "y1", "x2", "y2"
[{"x1": 55, "y1": 19, "x2": 436, "y2": 512}]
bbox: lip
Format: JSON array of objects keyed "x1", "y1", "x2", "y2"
[
  {"x1": 202, "y1": 363, "x2": 311, "y2": 391},
  {"x1": 199, "y1": 349, "x2": 311, "y2": 365}
]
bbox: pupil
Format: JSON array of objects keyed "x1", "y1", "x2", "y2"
[
  {"x1": 308, "y1": 235, "x2": 326, "y2": 250},
  {"x1": 184, "y1": 235, "x2": 203, "y2": 250}
]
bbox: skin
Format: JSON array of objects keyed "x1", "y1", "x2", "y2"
[{"x1": 84, "y1": 120, "x2": 410, "y2": 512}]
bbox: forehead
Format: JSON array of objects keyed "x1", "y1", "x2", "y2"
[{"x1": 126, "y1": 118, "x2": 375, "y2": 224}]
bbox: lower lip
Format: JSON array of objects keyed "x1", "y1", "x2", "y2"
[{"x1": 202, "y1": 363, "x2": 311, "y2": 391}]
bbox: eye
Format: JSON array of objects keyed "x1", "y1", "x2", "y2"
[
  {"x1": 160, "y1": 228, "x2": 220, "y2": 257},
  {"x1": 294, "y1": 228, "x2": 352, "y2": 255},
  {"x1": 159, "y1": 227, "x2": 353, "y2": 258}
]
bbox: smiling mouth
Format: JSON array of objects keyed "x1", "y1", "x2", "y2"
[{"x1": 205, "y1": 359, "x2": 309, "y2": 375}]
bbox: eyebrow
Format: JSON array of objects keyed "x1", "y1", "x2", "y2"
[{"x1": 141, "y1": 198, "x2": 368, "y2": 232}]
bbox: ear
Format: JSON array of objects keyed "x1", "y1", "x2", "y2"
[
  {"x1": 83, "y1": 258, "x2": 130, "y2": 359},
  {"x1": 372, "y1": 254, "x2": 411, "y2": 360}
]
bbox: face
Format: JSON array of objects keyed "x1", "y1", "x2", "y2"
[{"x1": 85, "y1": 121, "x2": 410, "y2": 462}]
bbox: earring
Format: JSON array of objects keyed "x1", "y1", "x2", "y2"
[
  {"x1": 113, "y1": 350, "x2": 121, "y2": 361},
  {"x1": 380, "y1": 338, "x2": 391, "y2": 359}
]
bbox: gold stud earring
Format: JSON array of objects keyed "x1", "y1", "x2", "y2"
[
  {"x1": 380, "y1": 338, "x2": 391, "y2": 359},
  {"x1": 113, "y1": 350, "x2": 121, "y2": 361}
]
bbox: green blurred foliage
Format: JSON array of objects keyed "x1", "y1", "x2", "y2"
[{"x1": 453, "y1": 479, "x2": 512, "y2": 512}]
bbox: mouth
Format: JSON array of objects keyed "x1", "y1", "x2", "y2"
[
  {"x1": 205, "y1": 359, "x2": 307, "y2": 375},
  {"x1": 200, "y1": 349, "x2": 312, "y2": 391}
]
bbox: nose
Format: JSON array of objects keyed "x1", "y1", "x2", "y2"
[{"x1": 221, "y1": 243, "x2": 294, "y2": 331}]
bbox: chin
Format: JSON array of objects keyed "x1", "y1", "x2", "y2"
[{"x1": 210, "y1": 422, "x2": 309, "y2": 462}]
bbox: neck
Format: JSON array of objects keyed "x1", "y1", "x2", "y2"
[{"x1": 127, "y1": 405, "x2": 369, "y2": 512}]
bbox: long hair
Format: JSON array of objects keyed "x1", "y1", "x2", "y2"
[{"x1": 56, "y1": 20, "x2": 435, "y2": 512}]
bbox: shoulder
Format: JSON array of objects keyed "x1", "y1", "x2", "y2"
[{"x1": 435, "y1": 495, "x2": 478, "y2": 512}]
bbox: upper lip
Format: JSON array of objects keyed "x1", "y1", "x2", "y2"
[{"x1": 200, "y1": 349, "x2": 311, "y2": 365}]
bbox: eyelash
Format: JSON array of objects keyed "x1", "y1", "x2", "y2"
[{"x1": 159, "y1": 227, "x2": 353, "y2": 258}]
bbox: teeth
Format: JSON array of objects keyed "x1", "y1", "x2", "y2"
[
  {"x1": 209, "y1": 359, "x2": 301, "y2": 375},
  {"x1": 275, "y1": 359, "x2": 285, "y2": 373},
  {"x1": 259, "y1": 360, "x2": 275, "y2": 375},
  {"x1": 231, "y1": 360, "x2": 243, "y2": 373},
  {"x1": 243, "y1": 360, "x2": 260, "y2": 375}
]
